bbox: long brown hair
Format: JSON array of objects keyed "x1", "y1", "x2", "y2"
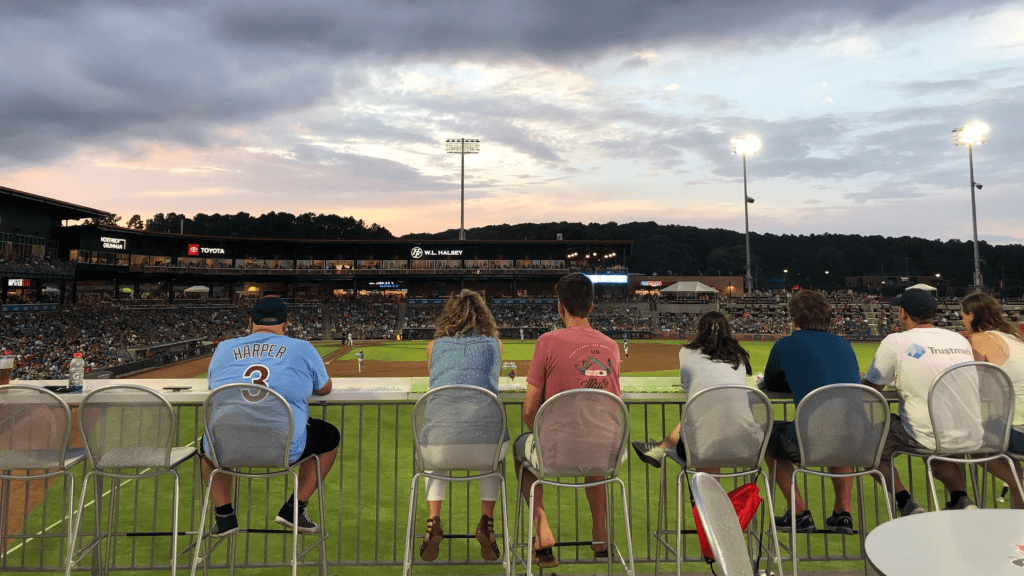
[
  {"x1": 961, "y1": 293, "x2": 1024, "y2": 342},
  {"x1": 434, "y1": 289, "x2": 499, "y2": 338},
  {"x1": 684, "y1": 311, "x2": 752, "y2": 374}
]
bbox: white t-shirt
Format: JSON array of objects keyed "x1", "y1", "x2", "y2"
[{"x1": 864, "y1": 327, "x2": 977, "y2": 450}]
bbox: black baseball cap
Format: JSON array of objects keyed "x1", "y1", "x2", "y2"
[
  {"x1": 895, "y1": 289, "x2": 936, "y2": 317},
  {"x1": 251, "y1": 296, "x2": 288, "y2": 325}
]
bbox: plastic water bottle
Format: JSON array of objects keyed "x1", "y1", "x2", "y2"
[{"x1": 69, "y1": 353, "x2": 85, "y2": 392}]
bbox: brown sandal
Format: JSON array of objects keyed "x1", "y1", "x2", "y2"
[
  {"x1": 532, "y1": 537, "x2": 558, "y2": 568},
  {"x1": 475, "y1": 515, "x2": 500, "y2": 561},
  {"x1": 419, "y1": 516, "x2": 443, "y2": 561}
]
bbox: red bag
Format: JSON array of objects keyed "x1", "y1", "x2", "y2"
[{"x1": 692, "y1": 482, "x2": 762, "y2": 560}]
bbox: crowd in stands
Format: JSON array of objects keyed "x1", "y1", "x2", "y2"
[
  {"x1": 402, "y1": 303, "x2": 444, "y2": 329},
  {"x1": 328, "y1": 301, "x2": 398, "y2": 340},
  {"x1": 490, "y1": 302, "x2": 561, "y2": 329},
  {"x1": 588, "y1": 307, "x2": 653, "y2": 333},
  {"x1": 0, "y1": 303, "x2": 250, "y2": 380},
  {"x1": 5, "y1": 288, "x2": 1020, "y2": 380}
]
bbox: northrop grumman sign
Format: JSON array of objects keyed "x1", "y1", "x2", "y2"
[
  {"x1": 411, "y1": 247, "x2": 463, "y2": 259},
  {"x1": 101, "y1": 236, "x2": 127, "y2": 250}
]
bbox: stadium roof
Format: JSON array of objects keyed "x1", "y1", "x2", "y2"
[{"x1": 0, "y1": 185, "x2": 112, "y2": 221}]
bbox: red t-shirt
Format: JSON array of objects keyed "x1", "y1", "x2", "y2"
[{"x1": 527, "y1": 326, "x2": 621, "y2": 401}]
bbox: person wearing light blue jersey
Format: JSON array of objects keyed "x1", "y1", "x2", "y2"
[{"x1": 201, "y1": 296, "x2": 338, "y2": 537}]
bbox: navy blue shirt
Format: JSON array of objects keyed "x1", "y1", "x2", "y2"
[{"x1": 763, "y1": 330, "x2": 860, "y2": 407}]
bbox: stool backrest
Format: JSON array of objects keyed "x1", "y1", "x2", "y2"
[
  {"x1": 795, "y1": 384, "x2": 891, "y2": 469},
  {"x1": 0, "y1": 385, "x2": 73, "y2": 470},
  {"x1": 532, "y1": 388, "x2": 628, "y2": 478},
  {"x1": 928, "y1": 361, "x2": 1012, "y2": 454},
  {"x1": 412, "y1": 384, "x2": 506, "y2": 472},
  {"x1": 79, "y1": 384, "x2": 178, "y2": 470},
  {"x1": 681, "y1": 385, "x2": 772, "y2": 470},
  {"x1": 691, "y1": 472, "x2": 755, "y2": 576},
  {"x1": 204, "y1": 383, "x2": 294, "y2": 468}
]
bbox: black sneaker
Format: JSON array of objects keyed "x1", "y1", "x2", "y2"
[
  {"x1": 775, "y1": 509, "x2": 815, "y2": 533},
  {"x1": 824, "y1": 511, "x2": 854, "y2": 535},
  {"x1": 275, "y1": 503, "x2": 318, "y2": 533},
  {"x1": 211, "y1": 513, "x2": 238, "y2": 537}
]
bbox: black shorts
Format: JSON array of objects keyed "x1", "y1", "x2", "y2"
[
  {"x1": 675, "y1": 438, "x2": 688, "y2": 463},
  {"x1": 200, "y1": 417, "x2": 341, "y2": 463},
  {"x1": 767, "y1": 421, "x2": 801, "y2": 464}
]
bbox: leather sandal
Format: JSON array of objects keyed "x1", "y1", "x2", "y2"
[
  {"x1": 475, "y1": 515, "x2": 500, "y2": 561},
  {"x1": 532, "y1": 537, "x2": 558, "y2": 568},
  {"x1": 419, "y1": 516, "x2": 443, "y2": 561}
]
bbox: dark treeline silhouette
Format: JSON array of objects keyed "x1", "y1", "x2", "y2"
[
  {"x1": 406, "y1": 222, "x2": 1024, "y2": 295},
  {"x1": 142, "y1": 212, "x2": 394, "y2": 240}
]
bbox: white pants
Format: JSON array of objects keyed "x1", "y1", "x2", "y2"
[{"x1": 424, "y1": 441, "x2": 509, "y2": 501}]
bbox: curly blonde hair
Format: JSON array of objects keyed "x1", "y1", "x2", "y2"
[{"x1": 434, "y1": 289, "x2": 499, "y2": 338}]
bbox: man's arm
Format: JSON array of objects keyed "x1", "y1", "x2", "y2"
[
  {"x1": 860, "y1": 376, "x2": 884, "y2": 391},
  {"x1": 522, "y1": 384, "x2": 542, "y2": 430},
  {"x1": 313, "y1": 377, "x2": 333, "y2": 396}
]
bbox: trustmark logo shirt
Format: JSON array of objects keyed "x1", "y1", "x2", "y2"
[{"x1": 865, "y1": 327, "x2": 977, "y2": 450}]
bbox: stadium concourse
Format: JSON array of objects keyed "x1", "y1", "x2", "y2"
[{"x1": 1, "y1": 288, "x2": 1010, "y2": 381}]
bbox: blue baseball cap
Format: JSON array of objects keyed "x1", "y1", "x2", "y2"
[{"x1": 251, "y1": 296, "x2": 288, "y2": 325}]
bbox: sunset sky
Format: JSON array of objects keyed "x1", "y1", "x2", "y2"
[{"x1": 1, "y1": 1, "x2": 1022, "y2": 243}]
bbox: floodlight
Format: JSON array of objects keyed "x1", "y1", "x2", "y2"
[
  {"x1": 951, "y1": 121, "x2": 988, "y2": 287},
  {"x1": 730, "y1": 135, "x2": 762, "y2": 155},
  {"x1": 446, "y1": 138, "x2": 481, "y2": 240},
  {"x1": 951, "y1": 122, "x2": 988, "y2": 147}
]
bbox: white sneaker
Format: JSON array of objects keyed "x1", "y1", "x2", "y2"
[{"x1": 631, "y1": 441, "x2": 667, "y2": 468}]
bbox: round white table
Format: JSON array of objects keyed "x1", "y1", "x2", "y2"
[{"x1": 865, "y1": 509, "x2": 1024, "y2": 575}]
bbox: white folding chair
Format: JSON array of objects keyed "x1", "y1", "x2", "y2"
[
  {"x1": 691, "y1": 472, "x2": 757, "y2": 576},
  {"x1": 402, "y1": 385, "x2": 510, "y2": 576},
  {"x1": 651, "y1": 385, "x2": 782, "y2": 576},
  {"x1": 190, "y1": 383, "x2": 328, "y2": 576},
  {"x1": 0, "y1": 386, "x2": 87, "y2": 571},
  {"x1": 512, "y1": 388, "x2": 635, "y2": 576},
  {"x1": 890, "y1": 361, "x2": 1023, "y2": 511},
  {"x1": 66, "y1": 384, "x2": 196, "y2": 576},
  {"x1": 790, "y1": 384, "x2": 893, "y2": 576}
]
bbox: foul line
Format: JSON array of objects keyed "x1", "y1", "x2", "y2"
[{"x1": 4, "y1": 438, "x2": 199, "y2": 556}]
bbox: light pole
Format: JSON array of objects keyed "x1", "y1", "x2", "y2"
[
  {"x1": 952, "y1": 122, "x2": 988, "y2": 288},
  {"x1": 731, "y1": 135, "x2": 762, "y2": 295},
  {"x1": 445, "y1": 138, "x2": 480, "y2": 241}
]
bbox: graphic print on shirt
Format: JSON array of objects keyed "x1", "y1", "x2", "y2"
[
  {"x1": 241, "y1": 364, "x2": 270, "y2": 402},
  {"x1": 569, "y1": 344, "x2": 616, "y2": 390}
]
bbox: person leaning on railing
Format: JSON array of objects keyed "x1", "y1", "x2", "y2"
[{"x1": 418, "y1": 289, "x2": 508, "y2": 562}]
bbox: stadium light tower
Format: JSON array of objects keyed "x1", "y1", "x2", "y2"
[
  {"x1": 731, "y1": 135, "x2": 762, "y2": 295},
  {"x1": 952, "y1": 121, "x2": 988, "y2": 288},
  {"x1": 446, "y1": 138, "x2": 480, "y2": 241}
]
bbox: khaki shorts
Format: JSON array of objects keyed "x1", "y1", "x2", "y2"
[{"x1": 880, "y1": 415, "x2": 929, "y2": 460}]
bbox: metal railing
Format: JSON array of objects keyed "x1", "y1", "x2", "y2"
[{"x1": 0, "y1": 395, "x2": 994, "y2": 574}]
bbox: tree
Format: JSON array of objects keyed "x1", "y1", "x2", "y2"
[
  {"x1": 125, "y1": 215, "x2": 144, "y2": 230},
  {"x1": 84, "y1": 214, "x2": 121, "y2": 226}
]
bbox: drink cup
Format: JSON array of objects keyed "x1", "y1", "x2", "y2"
[{"x1": 0, "y1": 357, "x2": 13, "y2": 385}]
